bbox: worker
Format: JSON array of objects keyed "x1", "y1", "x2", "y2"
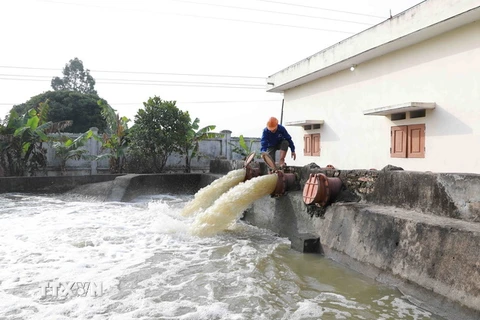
[{"x1": 260, "y1": 117, "x2": 296, "y2": 168}]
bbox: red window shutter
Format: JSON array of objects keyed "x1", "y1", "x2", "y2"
[
  {"x1": 391, "y1": 126, "x2": 407, "y2": 158},
  {"x1": 408, "y1": 124, "x2": 425, "y2": 158},
  {"x1": 304, "y1": 134, "x2": 312, "y2": 156},
  {"x1": 312, "y1": 133, "x2": 320, "y2": 156}
]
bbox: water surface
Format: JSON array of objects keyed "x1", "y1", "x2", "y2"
[{"x1": 0, "y1": 193, "x2": 442, "y2": 319}]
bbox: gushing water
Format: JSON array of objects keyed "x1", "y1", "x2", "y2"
[
  {"x1": 190, "y1": 174, "x2": 278, "y2": 237},
  {"x1": 181, "y1": 169, "x2": 246, "y2": 217}
]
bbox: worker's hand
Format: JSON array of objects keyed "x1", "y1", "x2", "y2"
[{"x1": 291, "y1": 152, "x2": 296, "y2": 161}]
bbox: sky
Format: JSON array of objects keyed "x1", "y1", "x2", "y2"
[{"x1": 0, "y1": 0, "x2": 423, "y2": 137}]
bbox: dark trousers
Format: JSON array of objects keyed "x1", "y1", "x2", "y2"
[{"x1": 267, "y1": 140, "x2": 289, "y2": 162}]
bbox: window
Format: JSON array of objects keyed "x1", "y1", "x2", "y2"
[
  {"x1": 391, "y1": 112, "x2": 406, "y2": 121},
  {"x1": 303, "y1": 123, "x2": 322, "y2": 130},
  {"x1": 410, "y1": 109, "x2": 426, "y2": 118},
  {"x1": 304, "y1": 133, "x2": 320, "y2": 156},
  {"x1": 391, "y1": 124, "x2": 425, "y2": 158}
]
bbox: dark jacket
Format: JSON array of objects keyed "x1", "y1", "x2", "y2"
[{"x1": 260, "y1": 124, "x2": 295, "y2": 153}]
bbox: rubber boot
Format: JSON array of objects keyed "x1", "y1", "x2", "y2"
[{"x1": 278, "y1": 150, "x2": 287, "y2": 168}]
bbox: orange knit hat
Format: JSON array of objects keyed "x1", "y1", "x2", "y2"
[{"x1": 266, "y1": 117, "x2": 278, "y2": 131}]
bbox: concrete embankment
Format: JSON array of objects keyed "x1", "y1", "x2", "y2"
[
  {"x1": 238, "y1": 164, "x2": 480, "y2": 320},
  {"x1": 0, "y1": 173, "x2": 221, "y2": 201},
  {"x1": 0, "y1": 175, "x2": 122, "y2": 194}
]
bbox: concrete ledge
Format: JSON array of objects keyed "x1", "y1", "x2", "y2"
[
  {"x1": 0, "y1": 175, "x2": 122, "y2": 194},
  {"x1": 64, "y1": 173, "x2": 223, "y2": 202},
  {"x1": 0, "y1": 173, "x2": 222, "y2": 202},
  {"x1": 366, "y1": 171, "x2": 480, "y2": 222},
  {"x1": 294, "y1": 165, "x2": 480, "y2": 223},
  {"x1": 316, "y1": 203, "x2": 480, "y2": 315},
  {"x1": 108, "y1": 173, "x2": 222, "y2": 202}
]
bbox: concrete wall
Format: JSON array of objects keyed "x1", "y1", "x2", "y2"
[
  {"x1": 45, "y1": 128, "x2": 110, "y2": 176},
  {"x1": 0, "y1": 174, "x2": 122, "y2": 194},
  {"x1": 278, "y1": 19, "x2": 480, "y2": 173},
  {"x1": 104, "y1": 173, "x2": 222, "y2": 202},
  {"x1": 0, "y1": 173, "x2": 220, "y2": 201},
  {"x1": 164, "y1": 130, "x2": 261, "y2": 172},
  {"x1": 32, "y1": 129, "x2": 260, "y2": 176}
]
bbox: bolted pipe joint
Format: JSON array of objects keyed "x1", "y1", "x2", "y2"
[
  {"x1": 260, "y1": 152, "x2": 298, "y2": 197},
  {"x1": 270, "y1": 170, "x2": 298, "y2": 197},
  {"x1": 243, "y1": 152, "x2": 261, "y2": 181}
]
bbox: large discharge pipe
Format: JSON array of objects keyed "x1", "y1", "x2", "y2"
[
  {"x1": 243, "y1": 152, "x2": 297, "y2": 196},
  {"x1": 244, "y1": 152, "x2": 342, "y2": 206}
]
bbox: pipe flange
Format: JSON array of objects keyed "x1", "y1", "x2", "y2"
[
  {"x1": 271, "y1": 170, "x2": 287, "y2": 197},
  {"x1": 315, "y1": 173, "x2": 330, "y2": 207},
  {"x1": 243, "y1": 152, "x2": 256, "y2": 168},
  {"x1": 303, "y1": 173, "x2": 330, "y2": 207}
]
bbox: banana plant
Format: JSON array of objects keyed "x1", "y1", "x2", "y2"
[
  {"x1": 0, "y1": 101, "x2": 73, "y2": 176},
  {"x1": 0, "y1": 111, "x2": 24, "y2": 176},
  {"x1": 229, "y1": 135, "x2": 257, "y2": 159},
  {"x1": 183, "y1": 118, "x2": 222, "y2": 173},
  {"x1": 96, "y1": 100, "x2": 130, "y2": 173},
  {"x1": 52, "y1": 130, "x2": 93, "y2": 174}
]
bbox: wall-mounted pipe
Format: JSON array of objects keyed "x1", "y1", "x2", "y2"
[{"x1": 303, "y1": 173, "x2": 342, "y2": 207}]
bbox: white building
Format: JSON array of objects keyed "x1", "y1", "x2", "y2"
[{"x1": 267, "y1": 0, "x2": 480, "y2": 174}]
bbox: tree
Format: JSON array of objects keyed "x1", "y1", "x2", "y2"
[
  {"x1": 10, "y1": 58, "x2": 106, "y2": 133},
  {"x1": 12, "y1": 91, "x2": 107, "y2": 133},
  {"x1": 51, "y1": 57, "x2": 97, "y2": 94},
  {"x1": 128, "y1": 96, "x2": 191, "y2": 173},
  {"x1": 182, "y1": 118, "x2": 220, "y2": 173}
]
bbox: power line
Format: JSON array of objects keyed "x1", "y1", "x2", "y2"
[
  {"x1": 256, "y1": 0, "x2": 387, "y2": 19},
  {"x1": 0, "y1": 77, "x2": 267, "y2": 90},
  {"x1": 0, "y1": 73, "x2": 265, "y2": 87},
  {"x1": 95, "y1": 81, "x2": 265, "y2": 89},
  {"x1": 113, "y1": 99, "x2": 282, "y2": 105},
  {"x1": 100, "y1": 78, "x2": 265, "y2": 87},
  {"x1": 0, "y1": 100, "x2": 282, "y2": 106},
  {"x1": 0, "y1": 66, "x2": 265, "y2": 79},
  {"x1": 170, "y1": 0, "x2": 374, "y2": 26},
  {"x1": 40, "y1": 0, "x2": 356, "y2": 34}
]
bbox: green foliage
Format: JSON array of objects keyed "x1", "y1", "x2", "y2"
[
  {"x1": 182, "y1": 118, "x2": 221, "y2": 173},
  {"x1": 51, "y1": 57, "x2": 97, "y2": 94},
  {"x1": 0, "y1": 101, "x2": 59, "y2": 176},
  {"x1": 229, "y1": 135, "x2": 257, "y2": 158},
  {"x1": 12, "y1": 90, "x2": 108, "y2": 133},
  {"x1": 95, "y1": 100, "x2": 130, "y2": 173},
  {"x1": 128, "y1": 96, "x2": 191, "y2": 173},
  {"x1": 52, "y1": 130, "x2": 93, "y2": 174}
]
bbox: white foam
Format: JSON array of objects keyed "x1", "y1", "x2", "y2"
[
  {"x1": 181, "y1": 169, "x2": 246, "y2": 217},
  {"x1": 190, "y1": 174, "x2": 278, "y2": 236}
]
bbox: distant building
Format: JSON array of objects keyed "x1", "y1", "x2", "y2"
[{"x1": 267, "y1": 0, "x2": 480, "y2": 173}]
